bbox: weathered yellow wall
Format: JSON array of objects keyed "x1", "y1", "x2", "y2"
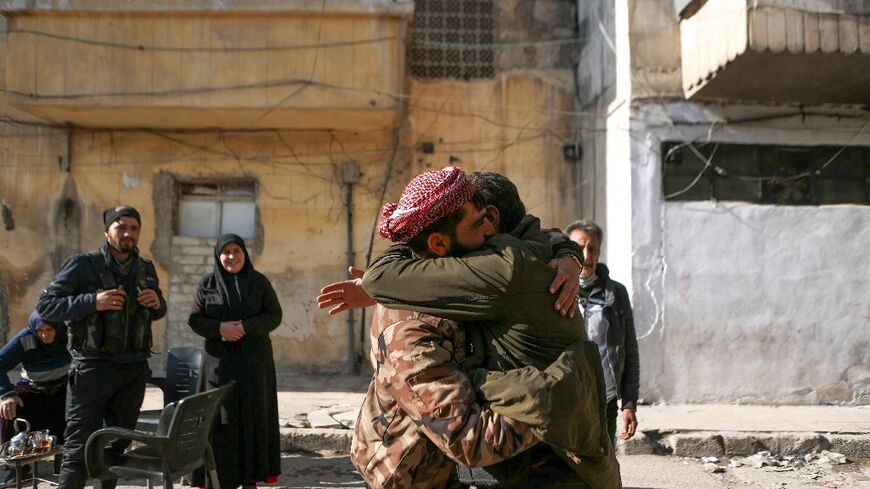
[
  {"x1": 0, "y1": 8, "x2": 579, "y2": 374},
  {"x1": 7, "y1": 12, "x2": 403, "y2": 108},
  {"x1": 1, "y1": 125, "x2": 406, "y2": 372},
  {"x1": 5, "y1": 11, "x2": 406, "y2": 129},
  {"x1": 95, "y1": 129, "x2": 400, "y2": 372},
  {"x1": 405, "y1": 72, "x2": 578, "y2": 230}
]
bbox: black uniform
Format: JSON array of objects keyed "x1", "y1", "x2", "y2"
[{"x1": 37, "y1": 241, "x2": 166, "y2": 489}]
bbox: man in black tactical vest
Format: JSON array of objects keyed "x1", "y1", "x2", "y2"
[{"x1": 37, "y1": 206, "x2": 167, "y2": 489}]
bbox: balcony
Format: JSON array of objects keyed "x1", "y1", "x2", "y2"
[
  {"x1": 0, "y1": 0, "x2": 413, "y2": 129},
  {"x1": 679, "y1": 0, "x2": 870, "y2": 105}
]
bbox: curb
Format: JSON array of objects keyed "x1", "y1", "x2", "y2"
[
  {"x1": 622, "y1": 430, "x2": 870, "y2": 458},
  {"x1": 280, "y1": 427, "x2": 870, "y2": 459},
  {"x1": 280, "y1": 427, "x2": 352, "y2": 453}
]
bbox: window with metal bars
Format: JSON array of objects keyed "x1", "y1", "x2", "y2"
[
  {"x1": 662, "y1": 142, "x2": 870, "y2": 205},
  {"x1": 410, "y1": 0, "x2": 496, "y2": 80}
]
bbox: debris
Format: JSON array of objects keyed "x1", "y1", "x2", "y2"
[
  {"x1": 701, "y1": 456, "x2": 719, "y2": 464},
  {"x1": 284, "y1": 418, "x2": 307, "y2": 428},
  {"x1": 703, "y1": 463, "x2": 725, "y2": 473},
  {"x1": 307, "y1": 409, "x2": 344, "y2": 429},
  {"x1": 746, "y1": 451, "x2": 773, "y2": 468},
  {"x1": 330, "y1": 409, "x2": 359, "y2": 430},
  {"x1": 729, "y1": 458, "x2": 743, "y2": 468},
  {"x1": 818, "y1": 450, "x2": 848, "y2": 465}
]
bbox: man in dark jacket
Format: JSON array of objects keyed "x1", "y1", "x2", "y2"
[
  {"x1": 37, "y1": 206, "x2": 167, "y2": 489},
  {"x1": 566, "y1": 220, "x2": 640, "y2": 444}
]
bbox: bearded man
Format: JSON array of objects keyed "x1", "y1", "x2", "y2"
[
  {"x1": 37, "y1": 206, "x2": 166, "y2": 489},
  {"x1": 320, "y1": 168, "x2": 620, "y2": 488}
]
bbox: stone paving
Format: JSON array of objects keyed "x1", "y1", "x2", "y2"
[{"x1": 142, "y1": 374, "x2": 870, "y2": 457}]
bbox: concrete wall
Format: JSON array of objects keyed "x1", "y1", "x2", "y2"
[
  {"x1": 576, "y1": 0, "x2": 870, "y2": 404},
  {"x1": 631, "y1": 103, "x2": 870, "y2": 405},
  {"x1": 404, "y1": 73, "x2": 578, "y2": 229},
  {"x1": 574, "y1": 0, "x2": 617, "y2": 229},
  {"x1": 660, "y1": 202, "x2": 869, "y2": 403},
  {"x1": 0, "y1": 3, "x2": 582, "y2": 375}
]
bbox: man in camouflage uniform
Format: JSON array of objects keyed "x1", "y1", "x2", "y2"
[
  {"x1": 348, "y1": 167, "x2": 542, "y2": 488},
  {"x1": 354, "y1": 306, "x2": 541, "y2": 488},
  {"x1": 360, "y1": 171, "x2": 620, "y2": 488},
  {"x1": 321, "y1": 167, "x2": 593, "y2": 487}
]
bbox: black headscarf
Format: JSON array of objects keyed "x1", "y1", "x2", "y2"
[{"x1": 213, "y1": 234, "x2": 255, "y2": 320}]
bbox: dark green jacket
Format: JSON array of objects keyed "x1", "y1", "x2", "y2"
[
  {"x1": 362, "y1": 216, "x2": 614, "y2": 460},
  {"x1": 363, "y1": 216, "x2": 586, "y2": 371}
]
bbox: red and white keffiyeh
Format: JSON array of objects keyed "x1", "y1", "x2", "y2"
[{"x1": 377, "y1": 166, "x2": 475, "y2": 242}]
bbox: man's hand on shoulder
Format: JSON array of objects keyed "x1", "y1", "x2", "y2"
[{"x1": 548, "y1": 255, "x2": 581, "y2": 317}]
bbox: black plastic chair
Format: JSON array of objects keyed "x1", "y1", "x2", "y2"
[
  {"x1": 85, "y1": 381, "x2": 236, "y2": 489},
  {"x1": 137, "y1": 346, "x2": 203, "y2": 432}
]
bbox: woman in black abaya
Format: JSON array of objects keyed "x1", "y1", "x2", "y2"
[{"x1": 189, "y1": 234, "x2": 282, "y2": 489}]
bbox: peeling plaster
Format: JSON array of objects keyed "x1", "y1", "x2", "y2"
[
  {"x1": 1, "y1": 203, "x2": 13, "y2": 231},
  {"x1": 122, "y1": 171, "x2": 141, "y2": 193},
  {"x1": 50, "y1": 177, "x2": 81, "y2": 273}
]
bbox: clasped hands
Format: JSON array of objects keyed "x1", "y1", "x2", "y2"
[{"x1": 219, "y1": 321, "x2": 246, "y2": 342}]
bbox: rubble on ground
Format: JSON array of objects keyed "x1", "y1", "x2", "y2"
[
  {"x1": 692, "y1": 448, "x2": 854, "y2": 485},
  {"x1": 282, "y1": 404, "x2": 358, "y2": 430}
]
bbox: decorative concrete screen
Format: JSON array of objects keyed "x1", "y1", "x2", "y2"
[{"x1": 410, "y1": 0, "x2": 496, "y2": 79}]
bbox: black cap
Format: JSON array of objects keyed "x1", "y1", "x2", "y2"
[{"x1": 103, "y1": 206, "x2": 141, "y2": 230}]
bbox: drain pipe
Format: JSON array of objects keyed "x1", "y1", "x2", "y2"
[{"x1": 342, "y1": 162, "x2": 361, "y2": 374}]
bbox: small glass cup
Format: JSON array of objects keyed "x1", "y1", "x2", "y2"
[{"x1": 30, "y1": 430, "x2": 50, "y2": 452}]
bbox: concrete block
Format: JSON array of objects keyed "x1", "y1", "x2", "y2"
[
  {"x1": 180, "y1": 264, "x2": 211, "y2": 276},
  {"x1": 280, "y1": 427, "x2": 351, "y2": 453},
  {"x1": 668, "y1": 433, "x2": 724, "y2": 457},
  {"x1": 171, "y1": 236, "x2": 211, "y2": 246},
  {"x1": 826, "y1": 434, "x2": 870, "y2": 458},
  {"x1": 174, "y1": 255, "x2": 205, "y2": 265},
  {"x1": 723, "y1": 433, "x2": 768, "y2": 456},
  {"x1": 181, "y1": 245, "x2": 212, "y2": 257},
  {"x1": 308, "y1": 409, "x2": 343, "y2": 429},
  {"x1": 759, "y1": 433, "x2": 828, "y2": 455},
  {"x1": 620, "y1": 432, "x2": 658, "y2": 455},
  {"x1": 181, "y1": 283, "x2": 197, "y2": 294}
]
